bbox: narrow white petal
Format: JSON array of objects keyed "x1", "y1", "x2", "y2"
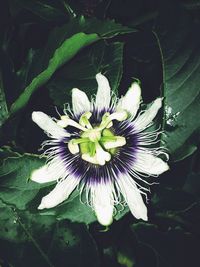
[
  {"x1": 32, "y1": 111, "x2": 69, "y2": 139},
  {"x1": 91, "y1": 183, "x2": 114, "y2": 226},
  {"x1": 117, "y1": 174, "x2": 148, "y2": 221},
  {"x1": 31, "y1": 165, "x2": 57, "y2": 183},
  {"x1": 95, "y1": 73, "x2": 111, "y2": 111},
  {"x1": 72, "y1": 88, "x2": 91, "y2": 116},
  {"x1": 31, "y1": 157, "x2": 67, "y2": 184},
  {"x1": 38, "y1": 176, "x2": 79, "y2": 209},
  {"x1": 117, "y1": 82, "x2": 141, "y2": 118},
  {"x1": 134, "y1": 151, "x2": 169, "y2": 176},
  {"x1": 134, "y1": 98, "x2": 162, "y2": 131}
]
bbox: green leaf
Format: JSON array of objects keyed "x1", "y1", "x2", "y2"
[
  {"x1": 9, "y1": 17, "x2": 133, "y2": 116},
  {"x1": 155, "y1": 4, "x2": 200, "y2": 161},
  {"x1": 0, "y1": 149, "x2": 45, "y2": 209},
  {"x1": 10, "y1": 32, "x2": 99, "y2": 115},
  {"x1": 40, "y1": 188, "x2": 131, "y2": 225},
  {"x1": 39, "y1": 190, "x2": 97, "y2": 225},
  {"x1": 0, "y1": 148, "x2": 128, "y2": 224},
  {"x1": 0, "y1": 200, "x2": 99, "y2": 267},
  {"x1": 48, "y1": 41, "x2": 124, "y2": 107},
  {"x1": 0, "y1": 199, "x2": 54, "y2": 243},
  {"x1": 40, "y1": 17, "x2": 132, "y2": 70},
  {"x1": 48, "y1": 221, "x2": 99, "y2": 267}
]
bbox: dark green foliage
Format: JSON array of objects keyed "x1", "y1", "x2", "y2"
[{"x1": 0, "y1": 0, "x2": 200, "y2": 266}]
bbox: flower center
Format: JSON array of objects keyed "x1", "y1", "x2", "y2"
[{"x1": 57, "y1": 111, "x2": 127, "y2": 165}]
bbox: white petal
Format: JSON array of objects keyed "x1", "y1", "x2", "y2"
[
  {"x1": 91, "y1": 183, "x2": 114, "y2": 226},
  {"x1": 31, "y1": 165, "x2": 57, "y2": 183},
  {"x1": 117, "y1": 82, "x2": 141, "y2": 118},
  {"x1": 38, "y1": 176, "x2": 79, "y2": 209},
  {"x1": 30, "y1": 158, "x2": 67, "y2": 184},
  {"x1": 95, "y1": 73, "x2": 111, "y2": 111},
  {"x1": 117, "y1": 174, "x2": 147, "y2": 221},
  {"x1": 134, "y1": 98, "x2": 162, "y2": 131},
  {"x1": 72, "y1": 88, "x2": 91, "y2": 116},
  {"x1": 134, "y1": 152, "x2": 169, "y2": 176},
  {"x1": 32, "y1": 111, "x2": 69, "y2": 139}
]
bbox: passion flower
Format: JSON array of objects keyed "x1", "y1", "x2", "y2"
[{"x1": 31, "y1": 73, "x2": 169, "y2": 225}]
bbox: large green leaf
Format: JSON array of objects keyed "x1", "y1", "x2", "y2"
[
  {"x1": 10, "y1": 32, "x2": 99, "y2": 115},
  {"x1": 38, "y1": 182, "x2": 130, "y2": 225},
  {"x1": 41, "y1": 16, "x2": 133, "y2": 69},
  {"x1": 0, "y1": 149, "x2": 45, "y2": 209},
  {"x1": 9, "y1": 17, "x2": 133, "y2": 116},
  {"x1": 48, "y1": 41, "x2": 124, "y2": 107},
  {"x1": 0, "y1": 147, "x2": 99, "y2": 262},
  {"x1": 0, "y1": 200, "x2": 99, "y2": 267},
  {"x1": 155, "y1": 4, "x2": 200, "y2": 161},
  {"x1": 39, "y1": 190, "x2": 97, "y2": 225}
]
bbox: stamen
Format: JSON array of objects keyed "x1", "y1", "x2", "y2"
[
  {"x1": 99, "y1": 111, "x2": 128, "y2": 130},
  {"x1": 57, "y1": 115, "x2": 69, "y2": 128},
  {"x1": 68, "y1": 140, "x2": 79, "y2": 154},
  {"x1": 71, "y1": 138, "x2": 90, "y2": 144},
  {"x1": 101, "y1": 113, "x2": 113, "y2": 128},
  {"x1": 103, "y1": 136, "x2": 126, "y2": 149},
  {"x1": 79, "y1": 112, "x2": 93, "y2": 129},
  {"x1": 57, "y1": 115, "x2": 87, "y2": 131}
]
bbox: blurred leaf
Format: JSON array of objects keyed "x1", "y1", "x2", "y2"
[
  {"x1": 131, "y1": 222, "x2": 200, "y2": 267},
  {"x1": 183, "y1": 172, "x2": 200, "y2": 196},
  {"x1": 10, "y1": 32, "x2": 99, "y2": 115},
  {"x1": 152, "y1": 187, "x2": 197, "y2": 212},
  {"x1": 0, "y1": 148, "x2": 45, "y2": 209},
  {"x1": 10, "y1": 0, "x2": 68, "y2": 22},
  {"x1": 48, "y1": 41, "x2": 124, "y2": 106},
  {"x1": 0, "y1": 70, "x2": 9, "y2": 126},
  {"x1": 16, "y1": 49, "x2": 38, "y2": 90},
  {"x1": 9, "y1": 17, "x2": 134, "y2": 115},
  {"x1": 41, "y1": 17, "x2": 133, "y2": 70},
  {"x1": 0, "y1": 200, "x2": 99, "y2": 267},
  {"x1": 152, "y1": 186, "x2": 200, "y2": 234},
  {"x1": 117, "y1": 251, "x2": 135, "y2": 267},
  {"x1": 0, "y1": 47, "x2": 22, "y2": 108},
  {"x1": 155, "y1": 4, "x2": 200, "y2": 161},
  {"x1": 0, "y1": 199, "x2": 54, "y2": 243},
  {"x1": 49, "y1": 221, "x2": 99, "y2": 267}
]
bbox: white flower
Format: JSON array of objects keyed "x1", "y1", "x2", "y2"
[{"x1": 31, "y1": 73, "x2": 169, "y2": 226}]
